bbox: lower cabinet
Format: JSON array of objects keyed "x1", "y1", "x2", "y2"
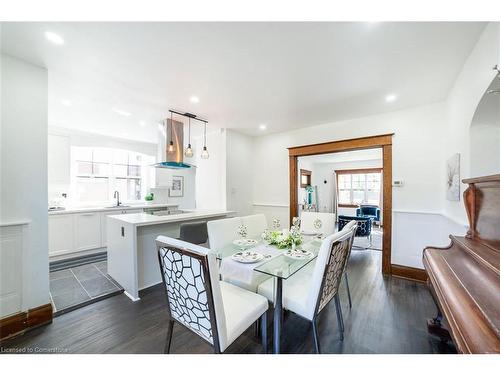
[
  {"x1": 49, "y1": 214, "x2": 75, "y2": 257},
  {"x1": 49, "y1": 208, "x2": 146, "y2": 258},
  {"x1": 75, "y1": 212, "x2": 101, "y2": 252}
]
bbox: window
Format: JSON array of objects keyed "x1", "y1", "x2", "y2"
[
  {"x1": 336, "y1": 168, "x2": 382, "y2": 207},
  {"x1": 71, "y1": 147, "x2": 154, "y2": 204},
  {"x1": 300, "y1": 169, "x2": 312, "y2": 188}
]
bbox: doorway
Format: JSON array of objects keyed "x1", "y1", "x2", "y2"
[{"x1": 288, "y1": 134, "x2": 393, "y2": 275}]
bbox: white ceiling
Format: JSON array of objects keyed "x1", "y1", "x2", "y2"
[
  {"x1": 1, "y1": 22, "x2": 486, "y2": 142},
  {"x1": 299, "y1": 148, "x2": 382, "y2": 164}
]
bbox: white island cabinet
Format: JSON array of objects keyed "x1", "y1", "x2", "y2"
[{"x1": 107, "y1": 209, "x2": 233, "y2": 301}]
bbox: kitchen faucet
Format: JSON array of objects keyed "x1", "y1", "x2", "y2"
[{"x1": 113, "y1": 191, "x2": 121, "y2": 207}]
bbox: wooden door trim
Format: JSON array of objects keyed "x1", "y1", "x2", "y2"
[
  {"x1": 0, "y1": 303, "x2": 53, "y2": 342},
  {"x1": 288, "y1": 133, "x2": 394, "y2": 156},
  {"x1": 288, "y1": 133, "x2": 394, "y2": 275},
  {"x1": 391, "y1": 264, "x2": 428, "y2": 283}
]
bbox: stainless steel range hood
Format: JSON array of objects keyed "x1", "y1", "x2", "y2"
[{"x1": 154, "y1": 118, "x2": 195, "y2": 169}]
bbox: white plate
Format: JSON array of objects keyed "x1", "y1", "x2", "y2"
[
  {"x1": 283, "y1": 248, "x2": 314, "y2": 260},
  {"x1": 231, "y1": 251, "x2": 265, "y2": 264},
  {"x1": 233, "y1": 238, "x2": 258, "y2": 247}
]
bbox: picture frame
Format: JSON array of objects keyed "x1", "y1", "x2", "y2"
[
  {"x1": 169, "y1": 175, "x2": 184, "y2": 197},
  {"x1": 446, "y1": 153, "x2": 460, "y2": 201}
]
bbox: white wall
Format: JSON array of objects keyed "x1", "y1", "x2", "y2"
[
  {"x1": 195, "y1": 127, "x2": 227, "y2": 210},
  {"x1": 252, "y1": 102, "x2": 449, "y2": 268},
  {"x1": 1, "y1": 54, "x2": 49, "y2": 314},
  {"x1": 153, "y1": 167, "x2": 196, "y2": 209},
  {"x1": 226, "y1": 130, "x2": 254, "y2": 216},
  {"x1": 445, "y1": 23, "x2": 500, "y2": 223}
]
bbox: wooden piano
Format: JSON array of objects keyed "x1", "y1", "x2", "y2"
[{"x1": 423, "y1": 174, "x2": 500, "y2": 353}]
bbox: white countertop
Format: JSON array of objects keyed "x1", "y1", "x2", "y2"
[
  {"x1": 108, "y1": 209, "x2": 234, "y2": 227},
  {"x1": 48, "y1": 203, "x2": 179, "y2": 215},
  {"x1": 0, "y1": 220, "x2": 31, "y2": 227}
]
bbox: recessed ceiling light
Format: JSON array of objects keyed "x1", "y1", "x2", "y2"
[
  {"x1": 190, "y1": 96, "x2": 200, "y2": 104},
  {"x1": 112, "y1": 108, "x2": 131, "y2": 117},
  {"x1": 45, "y1": 31, "x2": 64, "y2": 45},
  {"x1": 385, "y1": 94, "x2": 397, "y2": 103},
  {"x1": 60, "y1": 99, "x2": 72, "y2": 107},
  {"x1": 259, "y1": 124, "x2": 267, "y2": 130},
  {"x1": 139, "y1": 121, "x2": 146, "y2": 127}
]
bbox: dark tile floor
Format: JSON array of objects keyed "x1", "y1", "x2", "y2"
[{"x1": 49, "y1": 261, "x2": 122, "y2": 314}]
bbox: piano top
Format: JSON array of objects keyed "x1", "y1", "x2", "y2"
[{"x1": 424, "y1": 236, "x2": 500, "y2": 353}]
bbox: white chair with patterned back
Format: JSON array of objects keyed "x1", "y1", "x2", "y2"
[
  {"x1": 241, "y1": 214, "x2": 268, "y2": 240},
  {"x1": 207, "y1": 217, "x2": 243, "y2": 250},
  {"x1": 300, "y1": 212, "x2": 336, "y2": 237},
  {"x1": 156, "y1": 236, "x2": 269, "y2": 353},
  {"x1": 257, "y1": 222, "x2": 357, "y2": 353},
  {"x1": 340, "y1": 220, "x2": 358, "y2": 309}
]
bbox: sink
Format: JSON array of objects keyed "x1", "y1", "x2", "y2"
[{"x1": 105, "y1": 205, "x2": 131, "y2": 209}]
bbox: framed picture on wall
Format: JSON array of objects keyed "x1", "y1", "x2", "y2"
[
  {"x1": 446, "y1": 153, "x2": 460, "y2": 201},
  {"x1": 169, "y1": 175, "x2": 184, "y2": 197}
]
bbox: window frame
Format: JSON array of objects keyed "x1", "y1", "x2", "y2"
[
  {"x1": 299, "y1": 169, "x2": 312, "y2": 188},
  {"x1": 335, "y1": 168, "x2": 382, "y2": 208},
  {"x1": 70, "y1": 146, "x2": 154, "y2": 205}
]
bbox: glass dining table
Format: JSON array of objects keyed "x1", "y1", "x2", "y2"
[{"x1": 216, "y1": 235, "x2": 323, "y2": 353}]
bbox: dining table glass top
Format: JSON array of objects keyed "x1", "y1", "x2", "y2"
[{"x1": 215, "y1": 235, "x2": 323, "y2": 280}]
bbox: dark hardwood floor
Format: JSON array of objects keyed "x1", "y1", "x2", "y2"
[{"x1": 1, "y1": 250, "x2": 456, "y2": 354}]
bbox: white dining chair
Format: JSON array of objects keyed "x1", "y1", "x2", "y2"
[
  {"x1": 303, "y1": 220, "x2": 358, "y2": 309},
  {"x1": 241, "y1": 214, "x2": 268, "y2": 239},
  {"x1": 300, "y1": 212, "x2": 336, "y2": 237},
  {"x1": 257, "y1": 221, "x2": 357, "y2": 353},
  {"x1": 207, "y1": 217, "x2": 243, "y2": 250},
  {"x1": 156, "y1": 236, "x2": 269, "y2": 353}
]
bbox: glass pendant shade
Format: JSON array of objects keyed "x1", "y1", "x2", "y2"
[
  {"x1": 184, "y1": 144, "x2": 194, "y2": 158},
  {"x1": 201, "y1": 146, "x2": 209, "y2": 159},
  {"x1": 168, "y1": 141, "x2": 175, "y2": 153}
]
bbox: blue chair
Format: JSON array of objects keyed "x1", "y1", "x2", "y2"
[
  {"x1": 356, "y1": 205, "x2": 380, "y2": 225},
  {"x1": 338, "y1": 215, "x2": 373, "y2": 249}
]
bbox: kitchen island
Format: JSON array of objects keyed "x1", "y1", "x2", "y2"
[{"x1": 107, "y1": 209, "x2": 233, "y2": 300}]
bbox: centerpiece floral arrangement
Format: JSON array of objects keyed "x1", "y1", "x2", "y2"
[
  {"x1": 237, "y1": 224, "x2": 248, "y2": 238},
  {"x1": 262, "y1": 217, "x2": 302, "y2": 249}
]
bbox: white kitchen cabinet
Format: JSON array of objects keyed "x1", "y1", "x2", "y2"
[
  {"x1": 49, "y1": 214, "x2": 75, "y2": 256},
  {"x1": 74, "y1": 212, "x2": 102, "y2": 252},
  {"x1": 49, "y1": 207, "x2": 169, "y2": 258}
]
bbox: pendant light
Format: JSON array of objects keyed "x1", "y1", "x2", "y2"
[
  {"x1": 201, "y1": 122, "x2": 209, "y2": 159},
  {"x1": 184, "y1": 117, "x2": 194, "y2": 158},
  {"x1": 167, "y1": 112, "x2": 175, "y2": 153}
]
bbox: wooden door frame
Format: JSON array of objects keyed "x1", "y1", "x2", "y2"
[{"x1": 288, "y1": 133, "x2": 393, "y2": 275}]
